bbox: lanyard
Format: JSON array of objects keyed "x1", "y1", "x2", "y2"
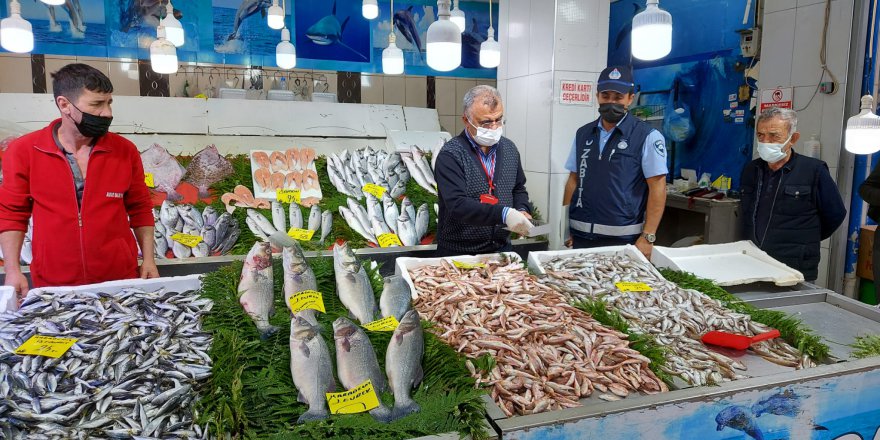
[{"x1": 472, "y1": 148, "x2": 495, "y2": 195}]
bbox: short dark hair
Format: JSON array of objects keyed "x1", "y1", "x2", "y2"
[{"x1": 51, "y1": 63, "x2": 113, "y2": 102}]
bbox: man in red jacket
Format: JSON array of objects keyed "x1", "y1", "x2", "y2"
[{"x1": 0, "y1": 63, "x2": 158, "y2": 300}]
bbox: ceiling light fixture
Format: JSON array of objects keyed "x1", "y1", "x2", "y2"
[
  {"x1": 0, "y1": 0, "x2": 34, "y2": 54},
  {"x1": 382, "y1": 0, "x2": 403, "y2": 74},
  {"x1": 479, "y1": 0, "x2": 500, "y2": 68},
  {"x1": 149, "y1": 25, "x2": 178, "y2": 74},
  {"x1": 450, "y1": 0, "x2": 465, "y2": 33},
  {"x1": 363, "y1": 0, "x2": 379, "y2": 20},
  {"x1": 161, "y1": 1, "x2": 184, "y2": 47},
  {"x1": 426, "y1": 0, "x2": 461, "y2": 72},
  {"x1": 267, "y1": 0, "x2": 284, "y2": 30},
  {"x1": 631, "y1": 0, "x2": 673, "y2": 61}
]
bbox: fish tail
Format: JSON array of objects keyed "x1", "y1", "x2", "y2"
[
  {"x1": 369, "y1": 404, "x2": 393, "y2": 423},
  {"x1": 198, "y1": 187, "x2": 212, "y2": 199},
  {"x1": 165, "y1": 190, "x2": 184, "y2": 202},
  {"x1": 258, "y1": 324, "x2": 280, "y2": 340},
  {"x1": 391, "y1": 400, "x2": 420, "y2": 421},
  {"x1": 296, "y1": 407, "x2": 330, "y2": 424}
]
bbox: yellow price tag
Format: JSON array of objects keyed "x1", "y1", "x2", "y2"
[
  {"x1": 377, "y1": 233, "x2": 403, "y2": 248},
  {"x1": 711, "y1": 175, "x2": 732, "y2": 191},
  {"x1": 362, "y1": 183, "x2": 387, "y2": 199},
  {"x1": 15, "y1": 335, "x2": 78, "y2": 358},
  {"x1": 277, "y1": 189, "x2": 302, "y2": 204},
  {"x1": 326, "y1": 379, "x2": 380, "y2": 415},
  {"x1": 144, "y1": 173, "x2": 155, "y2": 188},
  {"x1": 171, "y1": 233, "x2": 203, "y2": 248},
  {"x1": 362, "y1": 316, "x2": 400, "y2": 332},
  {"x1": 453, "y1": 260, "x2": 486, "y2": 270},
  {"x1": 614, "y1": 282, "x2": 652, "y2": 292},
  {"x1": 289, "y1": 290, "x2": 326, "y2": 314},
  {"x1": 287, "y1": 228, "x2": 316, "y2": 241}
]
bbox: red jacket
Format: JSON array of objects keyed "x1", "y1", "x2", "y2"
[{"x1": 0, "y1": 120, "x2": 154, "y2": 287}]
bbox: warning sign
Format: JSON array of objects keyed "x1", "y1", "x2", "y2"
[
  {"x1": 560, "y1": 80, "x2": 593, "y2": 106},
  {"x1": 760, "y1": 87, "x2": 793, "y2": 112}
]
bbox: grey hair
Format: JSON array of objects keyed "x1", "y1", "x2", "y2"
[
  {"x1": 757, "y1": 107, "x2": 798, "y2": 135},
  {"x1": 463, "y1": 85, "x2": 502, "y2": 116}
]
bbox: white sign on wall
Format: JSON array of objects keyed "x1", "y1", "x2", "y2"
[
  {"x1": 560, "y1": 80, "x2": 594, "y2": 106},
  {"x1": 759, "y1": 87, "x2": 793, "y2": 112}
]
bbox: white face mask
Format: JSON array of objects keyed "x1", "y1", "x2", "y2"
[
  {"x1": 468, "y1": 119, "x2": 503, "y2": 146},
  {"x1": 756, "y1": 133, "x2": 793, "y2": 163}
]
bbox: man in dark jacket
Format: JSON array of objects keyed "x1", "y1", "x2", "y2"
[
  {"x1": 740, "y1": 107, "x2": 846, "y2": 281},
  {"x1": 858, "y1": 163, "x2": 880, "y2": 297},
  {"x1": 434, "y1": 85, "x2": 532, "y2": 256}
]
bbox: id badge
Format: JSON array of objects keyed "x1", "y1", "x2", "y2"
[{"x1": 480, "y1": 194, "x2": 499, "y2": 205}]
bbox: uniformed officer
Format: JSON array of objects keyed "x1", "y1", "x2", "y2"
[{"x1": 563, "y1": 65, "x2": 668, "y2": 258}]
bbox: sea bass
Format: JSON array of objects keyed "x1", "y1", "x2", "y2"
[
  {"x1": 282, "y1": 242, "x2": 318, "y2": 312},
  {"x1": 184, "y1": 144, "x2": 234, "y2": 198},
  {"x1": 290, "y1": 314, "x2": 336, "y2": 423},
  {"x1": 320, "y1": 211, "x2": 333, "y2": 244},
  {"x1": 333, "y1": 317, "x2": 392, "y2": 423},
  {"x1": 379, "y1": 275, "x2": 412, "y2": 321},
  {"x1": 386, "y1": 310, "x2": 424, "y2": 420},
  {"x1": 415, "y1": 203, "x2": 429, "y2": 241},
  {"x1": 238, "y1": 241, "x2": 278, "y2": 339},
  {"x1": 332, "y1": 242, "x2": 377, "y2": 324},
  {"x1": 140, "y1": 143, "x2": 186, "y2": 201}
]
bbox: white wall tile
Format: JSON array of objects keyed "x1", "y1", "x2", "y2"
[
  {"x1": 820, "y1": 88, "x2": 846, "y2": 169},
  {"x1": 524, "y1": 171, "x2": 550, "y2": 224},
  {"x1": 525, "y1": 72, "x2": 554, "y2": 173},
  {"x1": 554, "y1": 0, "x2": 608, "y2": 73},
  {"x1": 759, "y1": 10, "x2": 796, "y2": 89},
  {"x1": 506, "y1": 0, "x2": 531, "y2": 79},
  {"x1": 528, "y1": 0, "x2": 555, "y2": 75},
  {"x1": 826, "y1": 0, "x2": 855, "y2": 84},
  {"x1": 439, "y1": 115, "x2": 457, "y2": 134},
  {"x1": 797, "y1": 0, "x2": 825, "y2": 7},
  {"x1": 496, "y1": 79, "x2": 507, "y2": 104},
  {"x1": 765, "y1": 0, "x2": 798, "y2": 13},
  {"x1": 505, "y1": 76, "x2": 529, "y2": 159},
  {"x1": 361, "y1": 74, "x2": 384, "y2": 105},
  {"x1": 436, "y1": 78, "x2": 457, "y2": 116},
  {"x1": 404, "y1": 76, "x2": 427, "y2": 108},
  {"x1": 547, "y1": 172, "x2": 571, "y2": 249},
  {"x1": 790, "y1": 3, "x2": 826, "y2": 88},
  {"x1": 455, "y1": 79, "x2": 477, "y2": 108},
  {"x1": 383, "y1": 75, "x2": 406, "y2": 106},
  {"x1": 497, "y1": 0, "x2": 511, "y2": 80},
  {"x1": 791, "y1": 85, "x2": 824, "y2": 153},
  {"x1": 827, "y1": 166, "x2": 839, "y2": 184},
  {"x1": 0, "y1": 56, "x2": 33, "y2": 93},
  {"x1": 550, "y1": 70, "x2": 600, "y2": 173}
]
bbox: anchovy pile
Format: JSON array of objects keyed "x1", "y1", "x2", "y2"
[
  {"x1": 409, "y1": 258, "x2": 667, "y2": 417},
  {"x1": 326, "y1": 147, "x2": 411, "y2": 200},
  {"x1": 0, "y1": 288, "x2": 213, "y2": 439},
  {"x1": 338, "y1": 195, "x2": 429, "y2": 246},
  {"x1": 538, "y1": 253, "x2": 814, "y2": 386},
  {"x1": 400, "y1": 146, "x2": 437, "y2": 196},
  {"x1": 156, "y1": 201, "x2": 240, "y2": 258}
]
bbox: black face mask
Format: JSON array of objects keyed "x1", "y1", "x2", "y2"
[
  {"x1": 68, "y1": 101, "x2": 113, "y2": 138},
  {"x1": 598, "y1": 102, "x2": 627, "y2": 124}
]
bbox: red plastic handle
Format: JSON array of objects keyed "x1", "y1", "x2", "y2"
[{"x1": 751, "y1": 329, "x2": 781, "y2": 343}]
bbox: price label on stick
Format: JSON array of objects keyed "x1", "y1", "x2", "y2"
[
  {"x1": 144, "y1": 173, "x2": 155, "y2": 188},
  {"x1": 615, "y1": 282, "x2": 652, "y2": 292},
  {"x1": 277, "y1": 189, "x2": 302, "y2": 204},
  {"x1": 363, "y1": 316, "x2": 399, "y2": 332},
  {"x1": 15, "y1": 335, "x2": 78, "y2": 358},
  {"x1": 453, "y1": 260, "x2": 486, "y2": 269},
  {"x1": 289, "y1": 290, "x2": 326, "y2": 314},
  {"x1": 362, "y1": 183, "x2": 386, "y2": 199},
  {"x1": 377, "y1": 233, "x2": 403, "y2": 248},
  {"x1": 326, "y1": 379, "x2": 380, "y2": 414},
  {"x1": 171, "y1": 233, "x2": 203, "y2": 248},
  {"x1": 287, "y1": 228, "x2": 316, "y2": 241}
]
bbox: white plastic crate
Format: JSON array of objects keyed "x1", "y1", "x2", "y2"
[
  {"x1": 395, "y1": 252, "x2": 522, "y2": 300},
  {"x1": 25, "y1": 274, "x2": 203, "y2": 299},
  {"x1": 652, "y1": 240, "x2": 804, "y2": 286},
  {"x1": 0, "y1": 285, "x2": 16, "y2": 313},
  {"x1": 527, "y1": 245, "x2": 652, "y2": 275}
]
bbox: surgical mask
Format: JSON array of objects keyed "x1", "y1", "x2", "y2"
[
  {"x1": 68, "y1": 101, "x2": 113, "y2": 138},
  {"x1": 756, "y1": 134, "x2": 793, "y2": 163},
  {"x1": 468, "y1": 119, "x2": 503, "y2": 146},
  {"x1": 598, "y1": 102, "x2": 627, "y2": 124}
]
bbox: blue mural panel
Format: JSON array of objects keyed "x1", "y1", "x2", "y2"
[
  {"x1": 294, "y1": 0, "x2": 371, "y2": 63},
  {"x1": 14, "y1": 0, "x2": 107, "y2": 57},
  {"x1": 506, "y1": 367, "x2": 880, "y2": 440}
]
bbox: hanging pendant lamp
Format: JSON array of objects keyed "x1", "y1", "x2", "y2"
[
  {"x1": 162, "y1": 1, "x2": 184, "y2": 48},
  {"x1": 450, "y1": 0, "x2": 465, "y2": 33},
  {"x1": 0, "y1": 0, "x2": 34, "y2": 54},
  {"x1": 631, "y1": 0, "x2": 672, "y2": 60},
  {"x1": 363, "y1": 0, "x2": 379, "y2": 19},
  {"x1": 267, "y1": 0, "x2": 284, "y2": 30},
  {"x1": 479, "y1": 0, "x2": 500, "y2": 68},
  {"x1": 149, "y1": 25, "x2": 178, "y2": 74},
  {"x1": 426, "y1": 0, "x2": 461, "y2": 72}
]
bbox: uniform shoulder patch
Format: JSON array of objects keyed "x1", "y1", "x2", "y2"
[{"x1": 654, "y1": 139, "x2": 666, "y2": 157}]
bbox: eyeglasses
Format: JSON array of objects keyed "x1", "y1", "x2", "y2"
[{"x1": 470, "y1": 117, "x2": 505, "y2": 129}]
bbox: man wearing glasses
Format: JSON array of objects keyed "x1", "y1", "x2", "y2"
[
  {"x1": 563, "y1": 65, "x2": 668, "y2": 258},
  {"x1": 434, "y1": 85, "x2": 533, "y2": 257}
]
